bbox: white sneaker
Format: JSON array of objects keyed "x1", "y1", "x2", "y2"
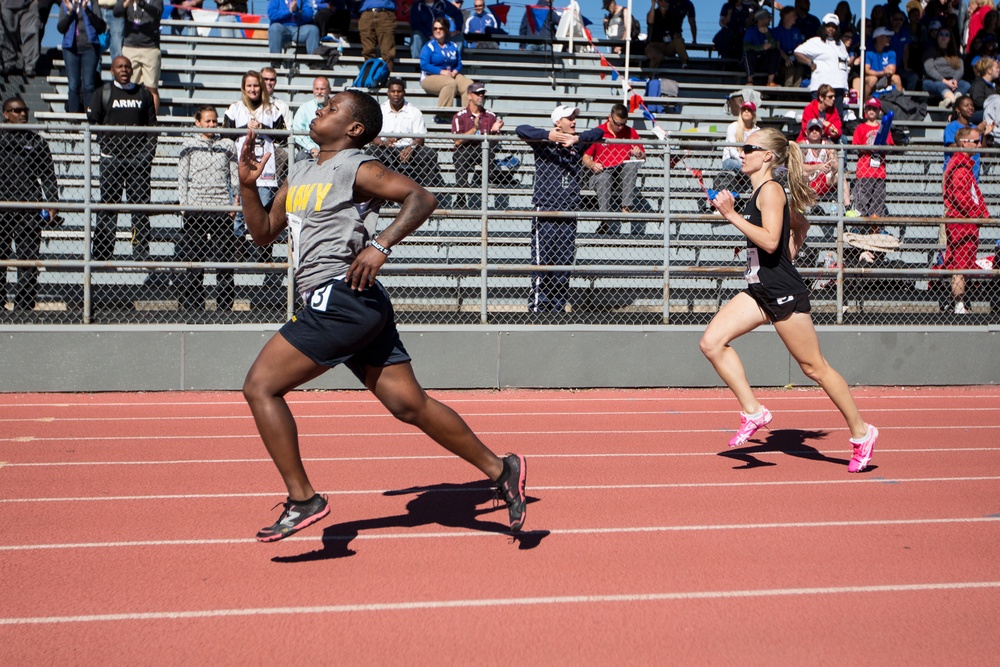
[{"x1": 954, "y1": 301, "x2": 967, "y2": 314}]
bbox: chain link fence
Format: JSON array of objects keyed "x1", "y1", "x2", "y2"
[{"x1": 2, "y1": 124, "x2": 998, "y2": 325}]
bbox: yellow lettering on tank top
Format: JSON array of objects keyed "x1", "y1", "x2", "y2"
[
  {"x1": 314, "y1": 183, "x2": 333, "y2": 211},
  {"x1": 284, "y1": 185, "x2": 298, "y2": 213}
]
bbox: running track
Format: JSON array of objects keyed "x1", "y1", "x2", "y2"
[{"x1": 1, "y1": 387, "x2": 998, "y2": 664}]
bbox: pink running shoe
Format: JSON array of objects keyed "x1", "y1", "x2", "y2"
[
  {"x1": 848, "y1": 424, "x2": 878, "y2": 473},
  {"x1": 728, "y1": 407, "x2": 773, "y2": 447}
]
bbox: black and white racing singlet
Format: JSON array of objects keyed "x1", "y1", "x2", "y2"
[{"x1": 741, "y1": 180, "x2": 807, "y2": 299}]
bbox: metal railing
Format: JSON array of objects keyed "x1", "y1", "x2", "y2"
[{"x1": 2, "y1": 124, "x2": 998, "y2": 326}]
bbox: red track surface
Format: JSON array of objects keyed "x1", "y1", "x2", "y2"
[{"x1": 1, "y1": 386, "x2": 999, "y2": 664}]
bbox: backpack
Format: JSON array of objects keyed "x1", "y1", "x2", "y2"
[
  {"x1": 645, "y1": 78, "x2": 681, "y2": 114},
  {"x1": 352, "y1": 58, "x2": 390, "y2": 91}
]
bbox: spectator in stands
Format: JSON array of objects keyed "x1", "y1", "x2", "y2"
[
  {"x1": 942, "y1": 126, "x2": 987, "y2": 315},
  {"x1": 583, "y1": 103, "x2": 645, "y2": 236},
  {"x1": 797, "y1": 83, "x2": 842, "y2": 142},
  {"x1": 520, "y1": 0, "x2": 557, "y2": 51},
  {"x1": 516, "y1": 105, "x2": 604, "y2": 313},
  {"x1": 358, "y1": 0, "x2": 396, "y2": 72},
  {"x1": 169, "y1": 0, "x2": 202, "y2": 36},
  {"x1": 943, "y1": 95, "x2": 988, "y2": 180},
  {"x1": 451, "y1": 81, "x2": 504, "y2": 207},
  {"x1": 645, "y1": 0, "x2": 695, "y2": 71},
  {"x1": 410, "y1": 0, "x2": 463, "y2": 59},
  {"x1": 794, "y1": 0, "x2": 820, "y2": 37},
  {"x1": 743, "y1": 8, "x2": 780, "y2": 87},
  {"x1": 833, "y1": 0, "x2": 855, "y2": 33},
  {"x1": 114, "y1": 0, "x2": 163, "y2": 113},
  {"x1": 864, "y1": 26, "x2": 903, "y2": 98},
  {"x1": 314, "y1": 0, "x2": 351, "y2": 43},
  {"x1": 464, "y1": 0, "x2": 500, "y2": 49},
  {"x1": 224, "y1": 71, "x2": 284, "y2": 275},
  {"x1": 176, "y1": 105, "x2": 239, "y2": 312},
  {"x1": 772, "y1": 6, "x2": 806, "y2": 87},
  {"x1": 840, "y1": 25, "x2": 862, "y2": 102},
  {"x1": 888, "y1": 10, "x2": 918, "y2": 91},
  {"x1": 722, "y1": 100, "x2": 759, "y2": 171},
  {"x1": 215, "y1": 0, "x2": 249, "y2": 39},
  {"x1": 795, "y1": 14, "x2": 850, "y2": 120},
  {"x1": 714, "y1": 0, "x2": 755, "y2": 61},
  {"x1": 603, "y1": 0, "x2": 640, "y2": 55},
  {"x1": 97, "y1": 0, "x2": 123, "y2": 59},
  {"x1": 0, "y1": 96, "x2": 58, "y2": 314},
  {"x1": 1, "y1": 0, "x2": 41, "y2": 76},
  {"x1": 267, "y1": 0, "x2": 321, "y2": 62},
  {"x1": 799, "y1": 118, "x2": 841, "y2": 204},
  {"x1": 57, "y1": 0, "x2": 106, "y2": 114},
  {"x1": 968, "y1": 56, "x2": 999, "y2": 123},
  {"x1": 86, "y1": 56, "x2": 157, "y2": 262},
  {"x1": 368, "y1": 77, "x2": 443, "y2": 189},
  {"x1": 420, "y1": 18, "x2": 473, "y2": 114},
  {"x1": 291, "y1": 75, "x2": 330, "y2": 160},
  {"x1": 966, "y1": 0, "x2": 994, "y2": 54},
  {"x1": 847, "y1": 97, "x2": 893, "y2": 219},
  {"x1": 260, "y1": 67, "x2": 290, "y2": 122},
  {"x1": 922, "y1": 25, "x2": 970, "y2": 107}
]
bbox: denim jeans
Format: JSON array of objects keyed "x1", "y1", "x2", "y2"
[
  {"x1": 922, "y1": 78, "x2": 971, "y2": 99},
  {"x1": 63, "y1": 44, "x2": 99, "y2": 114},
  {"x1": 101, "y1": 7, "x2": 124, "y2": 60},
  {"x1": 268, "y1": 23, "x2": 320, "y2": 55}
]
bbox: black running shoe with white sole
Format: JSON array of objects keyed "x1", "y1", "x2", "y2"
[
  {"x1": 256, "y1": 494, "x2": 330, "y2": 542},
  {"x1": 495, "y1": 453, "x2": 527, "y2": 532}
]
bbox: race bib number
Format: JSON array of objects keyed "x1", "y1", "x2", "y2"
[
  {"x1": 287, "y1": 213, "x2": 303, "y2": 270},
  {"x1": 869, "y1": 155, "x2": 881, "y2": 169},
  {"x1": 745, "y1": 247, "x2": 761, "y2": 284},
  {"x1": 310, "y1": 283, "x2": 333, "y2": 312}
]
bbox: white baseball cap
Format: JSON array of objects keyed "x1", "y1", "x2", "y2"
[
  {"x1": 873, "y1": 27, "x2": 894, "y2": 39},
  {"x1": 821, "y1": 13, "x2": 839, "y2": 26},
  {"x1": 551, "y1": 105, "x2": 580, "y2": 124}
]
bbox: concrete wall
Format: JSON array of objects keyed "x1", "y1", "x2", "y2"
[{"x1": 1, "y1": 325, "x2": 997, "y2": 391}]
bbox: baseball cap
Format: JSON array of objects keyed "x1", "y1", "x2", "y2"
[
  {"x1": 929, "y1": 20, "x2": 942, "y2": 30},
  {"x1": 741, "y1": 101, "x2": 757, "y2": 112},
  {"x1": 468, "y1": 82, "x2": 486, "y2": 94},
  {"x1": 821, "y1": 13, "x2": 839, "y2": 26},
  {"x1": 865, "y1": 97, "x2": 882, "y2": 109},
  {"x1": 551, "y1": 104, "x2": 580, "y2": 124},
  {"x1": 873, "y1": 27, "x2": 894, "y2": 38},
  {"x1": 807, "y1": 118, "x2": 823, "y2": 130}
]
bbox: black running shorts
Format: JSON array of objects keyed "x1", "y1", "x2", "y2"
[
  {"x1": 279, "y1": 279, "x2": 411, "y2": 381},
  {"x1": 744, "y1": 284, "x2": 811, "y2": 322}
]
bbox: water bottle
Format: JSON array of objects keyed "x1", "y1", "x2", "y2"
[{"x1": 40, "y1": 210, "x2": 50, "y2": 222}]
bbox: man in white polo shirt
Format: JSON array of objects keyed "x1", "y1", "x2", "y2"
[{"x1": 367, "y1": 77, "x2": 442, "y2": 188}]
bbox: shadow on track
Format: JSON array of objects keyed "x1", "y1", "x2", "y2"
[
  {"x1": 273, "y1": 480, "x2": 547, "y2": 563},
  {"x1": 717, "y1": 428, "x2": 875, "y2": 472}
]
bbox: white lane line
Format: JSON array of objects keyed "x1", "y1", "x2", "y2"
[
  {"x1": 2, "y1": 475, "x2": 999, "y2": 503},
  {"x1": 2, "y1": 581, "x2": 999, "y2": 625},
  {"x1": 4, "y1": 406, "x2": 1000, "y2": 424},
  {"x1": 0, "y1": 392, "x2": 997, "y2": 409},
  {"x1": 2, "y1": 516, "x2": 998, "y2": 552},
  {"x1": 3, "y1": 424, "x2": 999, "y2": 444},
  {"x1": 6, "y1": 447, "x2": 1000, "y2": 468}
]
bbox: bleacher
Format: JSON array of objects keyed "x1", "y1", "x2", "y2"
[{"x1": 5, "y1": 19, "x2": 998, "y2": 325}]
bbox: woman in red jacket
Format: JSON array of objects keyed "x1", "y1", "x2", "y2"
[
  {"x1": 797, "y1": 83, "x2": 842, "y2": 142},
  {"x1": 943, "y1": 126, "x2": 989, "y2": 314}
]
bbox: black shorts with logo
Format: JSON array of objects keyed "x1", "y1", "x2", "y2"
[
  {"x1": 744, "y1": 283, "x2": 811, "y2": 322},
  {"x1": 279, "y1": 278, "x2": 411, "y2": 382}
]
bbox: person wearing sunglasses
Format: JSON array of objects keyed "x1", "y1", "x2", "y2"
[
  {"x1": 0, "y1": 97, "x2": 59, "y2": 315},
  {"x1": 942, "y1": 126, "x2": 988, "y2": 315},
  {"x1": 703, "y1": 128, "x2": 879, "y2": 473},
  {"x1": 796, "y1": 83, "x2": 842, "y2": 143}
]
